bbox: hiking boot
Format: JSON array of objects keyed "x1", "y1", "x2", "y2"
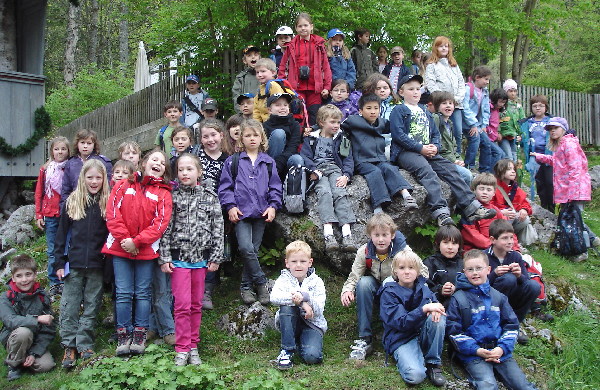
[
  {"x1": 80, "y1": 349, "x2": 95, "y2": 360},
  {"x1": 163, "y1": 333, "x2": 176, "y2": 345},
  {"x1": 275, "y1": 349, "x2": 294, "y2": 370},
  {"x1": 188, "y1": 348, "x2": 202, "y2": 365},
  {"x1": 426, "y1": 364, "x2": 446, "y2": 387},
  {"x1": 342, "y1": 235, "x2": 358, "y2": 252},
  {"x1": 324, "y1": 234, "x2": 339, "y2": 251},
  {"x1": 174, "y1": 351, "x2": 189, "y2": 366},
  {"x1": 517, "y1": 329, "x2": 529, "y2": 345},
  {"x1": 437, "y1": 213, "x2": 455, "y2": 227},
  {"x1": 203, "y1": 283, "x2": 215, "y2": 310},
  {"x1": 532, "y1": 309, "x2": 554, "y2": 322},
  {"x1": 256, "y1": 283, "x2": 270, "y2": 305},
  {"x1": 62, "y1": 347, "x2": 77, "y2": 368},
  {"x1": 572, "y1": 252, "x2": 588, "y2": 262},
  {"x1": 116, "y1": 328, "x2": 131, "y2": 356},
  {"x1": 403, "y1": 195, "x2": 419, "y2": 210},
  {"x1": 7, "y1": 366, "x2": 22, "y2": 381},
  {"x1": 130, "y1": 327, "x2": 148, "y2": 355},
  {"x1": 467, "y1": 206, "x2": 497, "y2": 222},
  {"x1": 146, "y1": 330, "x2": 158, "y2": 342},
  {"x1": 241, "y1": 289, "x2": 257, "y2": 305},
  {"x1": 349, "y1": 339, "x2": 373, "y2": 360}
]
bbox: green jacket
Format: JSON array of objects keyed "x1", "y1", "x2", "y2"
[
  {"x1": 350, "y1": 43, "x2": 378, "y2": 90},
  {"x1": 500, "y1": 100, "x2": 525, "y2": 137},
  {"x1": 434, "y1": 113, "x2": 460, "y2": 162},
  {"x1": 232, "y1": 68, "x2": 260, "y2": 112}
]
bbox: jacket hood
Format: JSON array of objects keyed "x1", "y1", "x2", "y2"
[
  {"x1": 308, "y1": 129, "x2": 344, "y2": 140},
  {"x1": 380, "y1": 275, "x2": 427, "y2": 294},
  {"x1": 366, "y1": 231, "x2": 407, "y2": 259},
  {"x1": 455, "y1": 272, "x2": 491, "y2": 295},
  {"x1": 139, "y1": 172, "x2": 172, "y2": 191},
  {"x1": 267, "y1": 114, "x2": 296, "y2": 126},
  {"x1": 343, "y1": 114, "x2": 383, "y2": 131}
]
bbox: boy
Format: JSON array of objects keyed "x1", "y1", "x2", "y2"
[
  {"x1": 270, "y1": 241, "x2": 326, "y2": 370},
  {"x1": 301, "y1": 105, "x2": 356, "y2": 251},
  {"x1": 389, "y1": 74, "x2": 495, "y2": 226},
  {"x1": 181, "y1": 75, "x2": 209, "y2": 127},
  {"x1": 270, "y1": 26, "x2": 293, "y2": 69},
  {"x1": 155, "y1": 100, "x2": 183, "y2": 155},
  {"x1": 341, "y1": 94, "x2": 416, "y2": 213},
  {"x1": 253, "y1": 58, "x2": 285, "y2": 122},
  {"x1": 379, "y1": 250, "x2": 446, "y2": 387},
  {"x1": 462, "y1": 66, "x2": 492, "y2": 173},
  {"x1": 446, "y1": 249, "x2": 537, "y2": 389},
  {"x1": 486, "y1": 219, "x2": 541, "y2": 343},
  {"x1": 200, "y1": 98, "x2": 219, "y2": 119},
  {"x1": 237, "y1": 93, "x2": 255, "y2": 119},
  {"x1": 118, "y1": 141, "x2": 141, "y2": 168},
  {"x1": 350, "y1": 28, "x2": 378, "y2": 90},
  {"x1": 431, "y1": 91, "x2": 473, "y2": 186},
  {"x1": 340, "y1": 213, "x2": 409, "y2": 360},
  {"x1": 382, "y1": 46, "x2": 413, "y2": 93},
  {"x1": 232, "y1": 45, "x2": 261, "y2": 112},
  {"x1": 262, "y1": 93, "x2": 303, "y2": 177},
  {"x1": 0, "y1": 255, "x2": 56, "y2": 380}
]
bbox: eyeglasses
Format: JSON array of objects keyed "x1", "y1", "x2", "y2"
[
  {"x1": 464, "y1": 267, "x2": 485, "y2": 273},
  {"x1": 531, "y1": 104, "x2": 546, "y2": 108}
]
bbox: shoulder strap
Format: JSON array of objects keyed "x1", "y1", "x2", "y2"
[
  {"x1": 364, "y1": 246, "x2": 372, "y2": 269},
  {"x1": 452, "y1": 290, "x2": 472, "y2": 329},
  {"x1": 497, "y1": 185, "x2": 515, "y2": 209},
  {"x1": 183, "y1": 96, "x2": 202, "y2": 116},
  {"x1": 467, "y1": 81, "x2": 475, "y2": 99},
  {"x1": 159, "y1": 125, "x2": 169, "y2": 150},
  {"x1": 231, "y1": 152, "x2": 272, "y2": 183}
]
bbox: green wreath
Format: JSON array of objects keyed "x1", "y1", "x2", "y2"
[{"x1": 0, "y1": 106, "x2": 52, "y2": 157}]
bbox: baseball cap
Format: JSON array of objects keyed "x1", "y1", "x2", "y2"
[
  {"x1": 267, "y1": 93, "x2": 293, "y2": 107},
  {"x1": 201, "y1": 98, "x2": 218, "y2": 111},
  {"x1": 398, "y1": 74, "x2": 423, "y2": 89},
  {"x1": 275, "y1": 26, "x2": 293, "y2": 36},
  {"x1": 243, "y1": 45, "x2": 260, "y2": 55},
  {"x1": 236, "y1": 93, "x2": 255, "y2": 105},
  {"x1": 327, "y1": 28, "x2": 345, "y2": 40},
  {"x1": 390, "y1": 46, "x2": 404, "y2": 55},
  {"x1": 185, "y1": 75, "x2": 199, "y2": 83},
  {"x1": 544, "y1": 117, "x2": 569, "y2": 132}
]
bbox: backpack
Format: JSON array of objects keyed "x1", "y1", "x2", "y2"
[
  {"x1": 283, "y1": 164, "x2": 309, "y2": 214},
  {"x1": 522, "y1": 254, "x2": 546, "y2": 304},
  {"x1": 552, "y1": 202, "x2": 587, "y2": 256},
  {"x1": 230, "y1": 152, "x2": 273, "y2": 184},
  {"x1": 264, "y1": 79, "x2": 308, "y2": 126},
  {"x1": 158, "y1": 125, "x2": 169, "y2": 150}
]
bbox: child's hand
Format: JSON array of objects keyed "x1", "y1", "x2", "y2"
[
  {"x1": 310, "y1": 172, "x2": 319, "y2": 181},
  {"x1": 321, "y1": 89, "x2": 330, "y2": 99},
  {"x1": 428, "y1": 144, "x2": 438, "y2": 156},
  {"x1": 517, "y1": 135, "x2": 522, "y2": 143},
  {"x1": 302, "y1": 302, "x2": 314, "y2": 319},
  {"x1": 485, "y1": 347, "x2": 504, "y2": 363},
  {"x1": 56, "y1": 269, "x2": 65, "y2": 281},
  {"x1": 454, "y1": 160, "x2": 465, "y2": 167},
  {"x1": 37, "y1": 314, "x2": 54, "y2": 325},
  {"x1": 23, "y1": 355, "x2": 35, "y2": 367},
  {"x1": 476, "y1": 348, "x2": 492, "y2": 359},
  {"x1": 441, "y1": 282, "x2": 455, "y2": 296},
  {"x1": 36, "y1": 218, "x2": 45, "y2": 230},
  {"x1": 530, "y1": 152, "x2": 538, "y2": 157},
  {"x1": 501, "y1": 208, "x2": 517, "y2": 220},
  {"x1": 509, "y1": 262, "x2": 522, "y2": 278},
  {"x1": 469, "y1": 126, "x2": 478, "y2": 136},
  {"x1": 291, "y1": 291, "x2": 303, "y2": 305},
  {"x1": 423, "y1": 303, "x2": 446, "y2": 322},
  {"x1": 263, "y1": 207, "x2": 276, "y2": 222},
  {"x1": 207, "y1": 262, "x2": 220, "y2": 272},
  {"x1": 495, "y1": 265, "x2": 511, "y2": 276},
  {"x1": 161, "y1": 263, "x2": 174, "y2": 274},
  {"x1": 228, "y1": 207, "x2": 243, "y2": 223},
  {"x1": 341, "y1": 291, "x2": 355, "y2": 307},
  {"x1": 120, "y1": 238, "x2": 138, "y2": 255},
  {"x1": 518, "y1": 209, "x2": 528, "y2": 222},
  {"x1": 497, "y1": 134, "x2": 503, "y2": 141},
  {"x1": 336, "y1": 175, "x2": 348, "y2": 188},
  {"x1": 303, "y1": 127, "x2": 312, "y2": 137}
]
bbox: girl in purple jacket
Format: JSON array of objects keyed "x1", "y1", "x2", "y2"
[{"x1": 218, "y1": 119, "x2": 283, "y2": 305}]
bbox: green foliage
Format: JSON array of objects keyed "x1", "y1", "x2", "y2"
[
  {"x1": 0, "y1": 107, "x2": 51, "y2": 157},
  {"x1": 259, "y1": 237, "x2": 286, "y2": 266},
  {"x1": 241, "y1": 369, "x2": 307, "y2": 389}
]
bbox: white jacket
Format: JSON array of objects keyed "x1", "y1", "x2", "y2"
[
  {"x1": 270, "y1": 268, "x2": 327, "y2": 332},
  {"x1": 424, "y1": 58, "x2": 466, "y2": 109}
]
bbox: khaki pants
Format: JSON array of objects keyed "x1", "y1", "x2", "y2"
[{"x1": 5, "y1": 327, "x2": 55, "y2": 372}]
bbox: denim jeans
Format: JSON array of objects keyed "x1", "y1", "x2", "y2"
[
  {"x1": 267, "y1": 128, "x2": 304, "y2": 168},
  {"x1": 278, "y1": 305, "x2": 323, "y2": 364},
  {"x1": 492, "y1": 274, "x2": 540, "y2": 322},
  {"x1": 499, "y1": 138, "x2": 517, "y2": 161},
  {"x1": 392, "y1": 315, "x2": 446, "y2": 385},
  {"x1": 113, "y1": 256, "x2": 154, "y2": 331},
  {"x1": 450, "y1": 109, "x2": 464, "y2": 154},
  {"x1": 463, "y1": 127, "x2": 481, "y2": 169},
  {"x1": 44, "y1": 216, "x2": 61, "y2": 286},
  {"x1": 150, "y1": 261, "x2": 175, "y2": 337},
  {"x1": 235, "y1": 218, "x2": 267, "y2": 290},
  {"x1": 355, "y1": 276, "x2": 380, "y2": 338},
  {"x1": 355, "y1": 161, "x2": 412, "y2": 209},
  {"x1": 465, "y1": 357, "x2": 537, "y2": 390},
  {"x1": 481, "y1": 133, "x2": 506, "y2": 172},
  {"x1": 455, "y1": 165, "x2": 473, "y2": 187}
]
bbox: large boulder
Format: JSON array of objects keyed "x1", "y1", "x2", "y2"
[
  {"x1": 216, "y1": 302, "x2": 275, "y2": 340},
  {"x1": 589, "y1": 165, "x2": 600, "y2": 190},
  {"x1": 0, "y1": 204, "x2": 37, "y2": 247},
  {"x1": 529, "y1": 204, "x2": 558, "y2": 248}
]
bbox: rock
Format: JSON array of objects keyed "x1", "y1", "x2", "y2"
[
  {"x1": 21, "y1": 190, "x2": 35, "y2": 205},
  {"x1": 530, "y1": 204, "x2": 557, "y2": 248},
  {"x1": 0, "y1": 204, "x2": 38, "y2": 247},
  {"x1": 590, "y1": 165, "x2": 600, "y2": 190},
  {"x1": 216, "y1": 302, "x2": 275, "y2": 340},
  {"x1": 545, "y1": 283, "x2": 568, "y2": 312}
]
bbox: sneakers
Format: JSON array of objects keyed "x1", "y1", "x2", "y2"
[
  {"x1": 174, "y1": 351, "x2": 189, "y2": 366},
  {"x1": 517, "y1": 329, "x2": 529, "y2": 345},
  {"x1": 116, "y1": 328, "x2": 131, "y2": 356},
  {"x1": 241, "y1": 289, "x2": 257, "y2": 305},
  {"x1": 467, "y1": 206, "x2": 497, "y2": 222},
  {"x1": 188, "y1": 348, "x2": 202, "y2": 365},
  {"x1": 7, "y1": 366, "x2": 22, "y2": 381},
  {"x1": 275, "y1": 349, "x2": 294, "y2": 370},
  {"x1": 130, "y1": 327, "x2": 148, "y2": 355},
  {"x1": 572, "y1": 252, "x2": 588, "y2": 262},
  {"x1": 426, "y1": 364, "x2": 446, "y2": 387},
  {"x1": 62, "y1": 347, "x2": 77, "y2": 368},
  {"x1": 80, "y1": 349, "x2": 95, "y2": 360},
  {"x1": 532, "y1": 309, "x2": 555, "y2": 322},
  {"x1": 163, "y1": 333, "x2": 176, "y2": 345},
  {"x1": 324, "y1": 234, "x2": 339, "y2": 250},
  {"x1": 256, "y1": 283, "x2": 270, "y2": 305},
  {"x1": 437, "y1": 213, "x2": 455, "y2": 226},
  {"x1": 349, "y1": 339, "x2": 373, "y2": 360},
  {"x1": 342, "y1": 235, "x2": 358, "y2": 252},
  {"x1": 403, "y1": 195, "x2": 419, "y2": 210}
]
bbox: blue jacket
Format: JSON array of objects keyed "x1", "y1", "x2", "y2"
[
  {"x1": 61, "y1": 154, "x2": 113, "y2": 209},
  {"x1": 461, "y1": 83, "x2": 490, "y2": 130},
  {"x1": 378, "y1": 275, "x2": 438, "y2": 355},
  {"x1": 485, "y1": 247, "x2": 530, "y2": 286},
  {"x1": 300, "y1": 129, "x2": 354, "y2": 179},
  {"x1": 446, "y1": 273, "x2": 519, "y2": 364},
  {"x1": 520, "y1": 115, "x2": 552, "y2": 157},
  {"x1": 341, "y1": 114, "x2": 389, "y2": 165},
  {"x1": 328, "y1": 55, "x2": 357, "y2": 90},
  {"x1": 389, "y1": 103, "x2": 441, "y2": 162},
  {"x1": 218, "y1": 152, "x2": 283, "y2": 219}
]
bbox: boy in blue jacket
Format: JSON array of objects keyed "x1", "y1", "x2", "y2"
[
  {"x1": 446, "y1": 249, "x2": 537, "y2": 389},
  {"x1": 379, "y1": 249, "x2": 446, "y2": 387}
]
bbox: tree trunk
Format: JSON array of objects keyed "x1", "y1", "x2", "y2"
[
  {"x1": 64, "y1": 2, "x2": 81, "y2": 86},
  {"x1": 500, "y1": 31, "x2": 507, "y2": 83},
  {"x1": 88, "y1": 0, "x2": 99, "y2": 65},
  {"x1": 511, "y1": 0, "x2": 538, "y2": 83},
  {"x1": 516, "y1": 36, "x2": 531, "y2": 83},
  {"x1": 119, "y1": 2, "x2": 129, "y2": 71},
  {"x1": 464, "y1": 14, "x2": 474, "y2": 77},
  {"x1": 0, "y1": 0, "x2": 17, "y2": 72}
]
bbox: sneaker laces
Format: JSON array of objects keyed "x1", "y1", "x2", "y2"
[
  {"x1": 350, "y1": 339, "x2": 368, "y2": 351},
  {"x1": 277, "y1": 349, "x2": 292, "y2": 363},
  {"x1": 132, "y1": 328, "x2": 146, "y2": 344}
]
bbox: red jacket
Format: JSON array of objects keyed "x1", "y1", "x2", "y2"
[
  {"x1": 491, "y1": 179, "x2": 533, "y2": 215},
  {"x1": 34, "y1": 167, "x2": 61, "y2": 219},
  {"x1": 461, "y1": 203, "x2": 520, "y2": 252},
  {"x1": 278, "y1": 34, "x2": 332, "y2": 93},
  {"x1": 103, "y1": 173, "x2": 172, "y2": 260}
]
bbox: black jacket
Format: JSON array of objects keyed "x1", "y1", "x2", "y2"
[
  {"x1": 341, "y1": 114, "x2": 388, "y2": 165},
  {"x1": 262, "y1": 114, "x2": 302, "y2": 176},
  {"x1": 423, "y1": 252, "x2": 463, "y2": 308}
]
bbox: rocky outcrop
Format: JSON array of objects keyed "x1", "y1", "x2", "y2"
[
  {"x1": 590, "y1": 165, "x2": 600, "y2": 190},
  {"x1": 529, "y1": 204, "x2": 558, "y2": 248},
  {"x1": 0, "y1": 204, "x2": 38, "y2": 247},
  {"x1": 216, "y1": 302, "x2": 275, "y2": 340}
]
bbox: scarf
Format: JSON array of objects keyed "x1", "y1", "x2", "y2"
[
  {"x1": 45, "y1": 160, "x2": 67, "y2": 198},
  {"x1": 7, "y1": 280, "x2": 44, "y2": 305}
]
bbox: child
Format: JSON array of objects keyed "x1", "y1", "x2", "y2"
[
  {"x1": 222, "y1": 115, "x2": 243, "y2": 155},
  {"x1": 270, "y1": 241, "x2": 326, "y2": 370},
  {"x1": 181, "y1": 75, "x2": 209, "y2": 127},
  {"x1": 159, "y1": 153, "x2": 224, "y2": 366},
  {"x1": 253, "y1": 58, "x2": 285, "y2": 122},
  {"x1": 431, "y1": 91, "x2": 473, "y2": 185},
  {"x1": 340, "y1": 213, "x2": 410, "y2": 360},
  {"x1": 0, "y1": 255, "x2": 56, "y2": 380},
  {"x1": 329, "y1": 79, "x2": 359, "y2": 121},
  {"x1": 382, "y1": 46, "x2": 413, "y2": 93},
  {"x1": 376, "y1": 45, "x2": 389, "y2": 73},
  {"x1": 232, "y1": 45, "x2": 261, "y2": 112},
  {"x1": 118, "y1": 140, "x2": 141, "y2": 169},
  {"x1": 155, "y1": 101, "x2": 183, "y2": 155},
  {"x1": 410, "y1": 49, "x2": 424, "y2": 76},
  {"x1": 270, "y1": 26, "x2": 294, "y2": 69},
  {"x1": 531, "y1": 117, "x2": 599, "y2": 261},
  {"x1": 54, "y1": 159, "x2": 109, "y2": 367},
  {"x1": 446, "y1": 249, "x2": 537, "y2": 389},
  {"x1": 491, "y1": 159, "x2": 534, "y2": 245},
  {"x1": 341, "y1": 94, "x2": 416, "y2": 213},
  {"x1": 486, "y1": 88, "x2": 509, "y2": 168},
  {"x1": 423, "y1": 225, "x2": 464, "y2": 308},
  {"x1": 201, "y1": 98, "x2": 219, "y2": 119},
  {"x1": 362, "y1": 73, "x2": 401, "y2": 121},
  {"x1": 500, "y1": 79, "x2": 525, "y2": 161},
  {"x1": 379, "y1": 250, "x2": 447, "y2": 387},
  {"x1": 486, "y1": 220, "x2": 541, "y2": 343},
  {"x1": 218, "y1": 119, "x2": 283, "y2": 305},
  {"x1": 300, "y1": 105, "x2": 356, "y2": 250},
  {"x1": 325, "y1": 28, "x2": 356, "y2": 90},
  {"x1": 103, "y1": 149, "x2": 173, "y2": 356},
  {"x1": 111, "y1": 160, "x2": 136, "y2": 186},
  {"x1": 237, "y1": 93, "x2": 255, "y2": 119},
  {"x1": 462, "y1": 66, "x2": 493, "y2": 173},
  {"x1": 35, "y1": 136, "x2": 70, "y2": 296},
  {"x1": 389, "y1": 74, "x2": 495, "y2": 226},
  {"x1": 169, "y1": 125, "x2": 197, "y2": 174},
  {"x1": 350, "y1": 27, "x2": 378, "y2": 90}
]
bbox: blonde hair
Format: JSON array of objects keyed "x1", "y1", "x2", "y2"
[
  {"x1": 48, "y1": 136, "x2": 70, "y2": 161},
  {"x1": 316, "y1": 104, "x2": 343, "y2": 125},
  {"x1": 66, "y1": 159, "x2": 109, "y2": 220},
  {"x1": 391, "y1": 249, "x2": 429, "y2": 281},
  {"x1": 325, "y1": 39, "x2": 351, "y2": 60},
  {"x1": 366, "y1": 213, "x2": 397, "y2": 236},
  {"x1": 471, "y1": 172, "x2": 497, "y2": 190},
  {"x1": 285, "y1": 240, "x2": 312, "y2": 259},
  {"x1": 427, "y1": 36, "x2": 458, "y2": 67},
  {"x1": 254, "y1": 58, "x2": 277, "y2": 73},
  {"x1": 237, "y1": 119, "x2": 269, "y2": 152},
  {"x1": 118, "y1": 141, "x2": 141, "y2": 158}
]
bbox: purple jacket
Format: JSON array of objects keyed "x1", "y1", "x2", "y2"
[
  {"x1": 218, "y1": 152, "x2": 283, "y2": 219},
  {"x1": 61, "y1": 154, "x2": 113, "y2": 209},
  {"x1": 330, "y1": 91, "x2": 361, "y2": 121}
]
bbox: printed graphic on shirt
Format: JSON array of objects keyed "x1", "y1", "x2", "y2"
[
  {"x1": 198, "y1": 148, "x2": 225, "y2": 193},
  {"x1": 314, "y1": 137, "x2": 335, "y2": 166},
  {"x1": 407, "y1": 105, "x2": 430, "y2": 145},
  {"x1": 530, "y1": 121, "x2": 547, "y2": 153}
]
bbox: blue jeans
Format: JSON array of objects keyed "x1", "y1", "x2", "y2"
[
  {"x1": 450, "y1": 109, "x2": 463, "y2": 154},
  {"x1": 113, "y1": 256, "x2": 154, "y2": 331},
  {"x1": 455, "y1": 165, "x2": 473, "y2": 187},
  {"x1": 235, "y1": 218, "x2": 267, "y2": 290},
  {"x1": 44, "y1": 216, "x2": 61, "y2": 286},
  {"x1": 465, "y1": 357, "x2": 537, "y2": 390},
  {"x1": 355, "y1": 161, "x2": 412, "y2": 209},
  {"x1": 278, "y1": 305, "x2": 323, "y2": 364},
  {"x1": 492, "y1": 274, "x2": 540, "y2": 322},
  {"x1": 463, "y1": 127, "x2": 481, "y2": 169},
  {"x1": 267, "y1": 128, "x2": 304, "y2": 168},
  {"x1": 149, "y1": 262, "x2": 175, "y2": 336},
  {"x1": 355, "y1": 276, "x2": 380, "y2": 338},
  {"x1": 392, "y1": 315, "x2": 446, "y2": 385},
  {"x1": 499, "y1": 138, "x2": 516, "y2": 161}
]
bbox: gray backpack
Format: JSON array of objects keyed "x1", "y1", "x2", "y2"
[{"x1": 283, "y1": 165, "x2": 309, "y2": 214}]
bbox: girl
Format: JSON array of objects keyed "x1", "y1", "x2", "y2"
[
  {"x1": 486, "y1": 88, "x2": 509, "y2": 169},
  {"x1": 329, "y1": 79, "x2": 359, "y2": 121},
  {"x1": 424, "y1": 36, "x2": 466, "y2": 153},
  {"x1": 411, "y1": 49, "x2": 424, "y2": 76},
  {"x1": 118, "y1": 141, "x2": 142, "y2": 169},
  {"x1": 170, "y1": 125, "x2": 199, "y2": 173},
  {"x1": 54, "y1": 159, "x2": 109, "y2": 368},
  {"x1": 278, "y1": 12, "x2": 332, "y2": 124},
  {"x1": 103, "y1": 148, "x2": 173, "y2": 356},
  {"x1": 499, "y1": 79, "x2": 525, "y2": 161},
  {"x1": 62, "y1": 129, "x2": 113, "y2": 207},
  {"x1": 362, "y1": 73, "x2": 401, "y2": 120},
  {"x1": 350, "y1": 28, "x2": 378, "y2": 90},
  {"x1": 376, "y1": 45, "x2": 388, "y2": 73},
  {"x1": 35, "y1": 136, "x2": 70, "y2": 296},
  {"x1": 325, "y1": 28, "x2": 356, "y2": 90},
  {"x1": 218, "y1": 119, "x2": 283, "y2": 305},
  {"x1": 223, "y1": 115, "x2": 243, "y2": 155},
  {"x1": 531, "y1": 117, "x2": 598, "y2": 261},
  {"x1": 111, "y1": 160, "x2": 135, "y2": 187},
  {"x1": 159, "y1": 153, "x2": 224, "y2": 366}
]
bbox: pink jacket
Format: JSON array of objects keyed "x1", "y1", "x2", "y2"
[
  {"x1": 486, "y1": 103, "x2": 500, "y2": 142},
  {"x1": 534, "y1": 134, "x2": 591, "y2": 204}
]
